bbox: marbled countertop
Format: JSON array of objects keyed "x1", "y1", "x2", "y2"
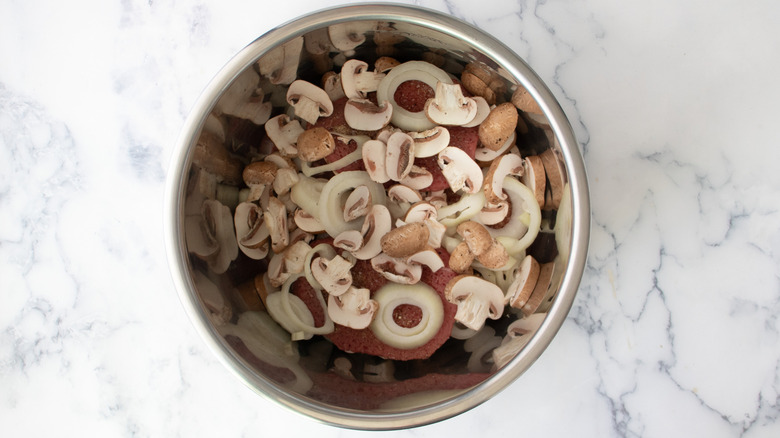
[{"x1": 2, "y1": 0, "x2": 779, "y2": 436}]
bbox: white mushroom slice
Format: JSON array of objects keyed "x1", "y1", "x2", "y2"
[
  {"x1": 264, "y1": 196, "x2": 289, "y2": 253},
  {"x1": 399, "y1": 166, "x2": 433, "y2": 190},
  {"x1": 273, "y1": 167, "x2": 300, "y2": 196},
  {"x1": 328, "y1": 21, "x2": 376, "y2": 55},
  {"x1": 327, "y1": 286, "x2": 378, "y2": 330},
  {"x1": 286, "y1": 80, "x2": 334, "y2": 125},
  {"x1": 185, "y1": 199, "x2": 238, "y2": 274},
  {"x1": 343, "y1": 185, "x2": 372, "y2": 222},
  {"x1": 407, "y1": 248, "x2": 444, "y2": 272},
  {"x1": 215, "y1": 67, "x2": 272, "y2": 125},
  {"x1": 322, "y1": 71, "x2": 346, "y2": 101},
  {"x1": 403, "y1": 201, "x2": 438, "y2": 223},
  {"x1": 267, "y1": 241, "x2": 313, "y2": 287},
  {"x1": 424, "y1": 82, "x2": 478, "y2": 126},
  {"x1": 506, "y1": 255, "x2": 541, "y2": 308},
  {"x1": 371, "y1": 283, "x2": 445, "y2": 349},
  {"x1": 376, "y1": 60, "x2": 453, "y2": 131},
  {"x1": 333, "y1": 229, "x2": 364, "y2": 253},
  {"x1": 362, "y1": 139, "x2": 390, "y2": 183},
  {"x1": 424, "y1": 190, "x2": 447, "y2": 209},
  {"x1": 478, "y1": 200, "x2": 510, "y2": 226},
  {"x1": 257, "y1": 36, "x2": 303, "y2": 85},
  {"x1": 387, "y1": 184, "x2": 422, "y2": 204},
  {"x1": 437, "y1": 146, "x2": 483, "y2": 194},
  {"x1": 474, "y1": 131, "x2": 516, "y2": 162},
  {"x1": 293, "y1": 209, "x2": 325, "y2": 233},
  {"x1": 340, "y1": 59, "x2": 386, "y2": 100},
  {"x1": 234, "y1": 201, "x2": 270, "y2": 259},
  {"x1": 444, "y1": 275, "x2": 505, "y2": 331},
  {"x1": 352, "y1": 204, "x2": 392, "y2": 260},
  {"x1": 461, "y1": 96, "x2": 491, "y2": 128},
  {"x1": 311, "y1": 255, "x2": 354, "y2": 296},
  {"x1": 522, "y1": 155, "x2": 546, "y2": 207},
  {"x1": 371, "y1": 253, "x2": 423, "y2": 284},
  {"x1": 344, "y1": 98, "x2": 393, "y2": 131},
  {"x1": 265, "y1": 114, "x2": 304, "y2": 157},
  {"x1": 483, "y1": 153, "x2": 525, "y2": 204},
  {"x1": 385, "y1": 132, "x2": 416, "y2": 181},
  {"x1": 409, "y1": 126, "x2": 450, "y2": 158}
]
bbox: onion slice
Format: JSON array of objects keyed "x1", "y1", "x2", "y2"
[{"x1": 370, "y1": 283, "x2": 444, "y2": 350}]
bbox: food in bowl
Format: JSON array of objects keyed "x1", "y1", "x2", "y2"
[{"x1": 177, "y1": 16, "x2": 575, "y2": 414}]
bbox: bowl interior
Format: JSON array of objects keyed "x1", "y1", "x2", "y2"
[{"x1": 166, "y1": 4, "x2": 588, "y2": 430}]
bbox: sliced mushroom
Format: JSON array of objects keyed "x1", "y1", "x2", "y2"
[
  {"x1": 478, "y1": 102, "x2": 518, "y2": 151},
  {"x1": 448, "y1": 241, "x2": 474, "y2": 273},
  {"x1": 437, "y1": 147, "x2": 483, "y2": 194},
  {"x1": 265, "y1": 114, "x2": 304, "y2": 157},
  {"x1": 286, "y1": 80, "x2": 334, "y2": 125},
  {"x1": 185, "y1": 199, "x2": 238, "y2": 274},
  {"x1": 328, "y1": 21, "x2": 376, "y2": 55},
  {"x1": 264, "y1": 196, "x2": 289, "y2": 253},
  {"x1": 403, "y1": 201, "x2": 438, "y2": 223},
  {"x1": 215, "y1": 67, "x2": 272, "y2": 125},
  {"x1": 344, "y1": 98, "x2": 393, "y2": 131},
  {"x1": 385, "y1": 131, "x2": 415, "y2": 181},
  {"x1": 297, "y1": 127, "x2": 336, "y2": 162},
  {"x1": 399, "y1": 166, "x2": 433, "y2": 190},
  {"x1": 293, "y1": 208, "x2": 325, "y2": 233},
  {"x1": 234, "y1": 201, "x2": 271, "y2": 259},
  {"x1": 376, "y1": 60, "x2": 453, "y2": 132},
  {"x1": 340, "y1": 59, "x2": 386, "y2": 100},
  {"x1": 387, "y1": 184, "x2": 422, "y2": 204},
  {"x1": 327, "y1": 286, "x2": 378, "y2": 329},
  {"x1": 343, "y1": 185, "x2": 372, "y2": 222},
  {"x1": 408, "y1": 126, "x2": 450, "y2": 158},
  {"x1": 322, "y1": 71, "x2": 346, "y2": 101},
  {"x1": 311, "y1": 254, "x2": 354, "y2": 296},
  {"x1": 374, "y1": 56, "x2": 400, "y2": 73},
  {"x1": 521, "y1": 262, "x2": 554, "y2": 317},
  {"x1": 511, "y1": 85, "x2": 543, "y2": 115},
  {"x1": 193, "y1": 271, "x2": 231, "y2": 326},
  {"x1": 352, "y1": 204, "x2": 392, "y2": 260},
  {"x1": 424, "y1": 82, "x2": 478, "y2": 126},
  {"x1": 242, "y1": 161, "x2": 277, "y2": 202},
  {"x1": 507, "y1": 255, "x2": 541, "y2": 309},
  {"x1": 362, "y1": 139, "x2": 390, "y2": 183},
  {"x1": 478, "y1": 200, "x2": 510, "y2": 226},
  {"x1": 456, "y1": 221, "x2": 493, "y2": 256},
  {"x1": 540, "y1": 148, "x2": 567, "y2": 210},
  {"x1": 522, "y1": 155, "x2": 546, "y2": 207},
  {"x1": 474, "y1": 131, "x2": 516, "y2": 162},
  {"x1": 407, "y1": 248, "x2": 445, "y2": 272},
  {"x1": 483, "y1": 153, "x2": 525, "y2": 204},
  {"x1": 257, "y1": 36, "x2": 303, "y2": 85},
  {"x1": 371, "y1": 253, "x2": 423, "y2": 284},
  {"x1": 273, "y1": 167, "x2": 300, "y2": 196},
  {"x1": 461, "y1": 96, "x2": 491, "y2": 128},
  {"x1": 380, "y1": 222, "x2": 430, "y2": 258},
  {"x1": 267, "y1": 241, "x2": 312, "y2": 287},
  {"x1": 333, "y1": 229, "x2": 364, "y2": 253},
  {"x1": 444, "y1": 275, "x2": 505, "y2": 331}
]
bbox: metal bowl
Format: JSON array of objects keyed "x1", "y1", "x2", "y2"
[{"x1": 164, "y1": 3, "x2": 589, "y2": 430}]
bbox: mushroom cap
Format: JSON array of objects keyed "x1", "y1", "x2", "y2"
[
  {"x1": 540, "y1": 148, "x2": 567, "y2": 210},
  {"x1": 522, "y1": 155, "x2": 546, "y2": 207},
  {"x1": 511, "y1": 86, "x2": 543, "y2": 115},
  {"x1": 342, "y1": 185, "x2": 372, "y2": 222},
  {"x1": 403, "y1": 201, "x2": 437, "y2": 223},
  {"x1": 327, "y1": 287, "x2": 378, "y2": 330},
  {"x1": 409, "y1": 126, "x2": 450, "y2": 158},
  {"x1": 311, "y1": 255, "x2": 353, "y2": 296},
  {"x1": 399, "y1": 165, "x2": 433, "y2": 191},
  {"x1": 352, "y1": 204, "x2": 392, "y2": 260},
  {"x1": 286, "y1": 79, "x2": 334, "y2": 124},
  {"x1": 362, "y1": 139, "x2": 390, "y2": 183},
  {"x1": 475, "y1": 240, "x2": 509, "y2": 270},
  {"x1": 456, "y1": 221, "x2": 493, "y2": 256},
  {"x1": 242, "y1": 161, "x2": 277, "y2": 186},
  {"x1": 483, "y1": 152, "x2": 525, "y2": 204},
  {"x1": 370, "y1": 253, "x2": 423, "y2": 284},
  {"x1": 380, "y1": 222, "x2": 429, "y2": 258},
  {"x1": 478, "y1": 103, "x2": 518, "y2": 151},
  {"x1": 297, "y1": 127, "x2": 335, "y2": 162},
  {"x1": 521, "y1": 262, "x2": 555, "y2": 317},
  {"x1": 444, "y1": 275, "x2": 505, "y2": 330},
  {"x1": 448, "y1": 241, "x2": 474, "y2": 273},
  {"x1": 437, "y1": 146, "x2": 483, "y2": 194}
]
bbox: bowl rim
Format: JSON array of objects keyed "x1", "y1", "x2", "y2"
[{"x1": 164, "y1": 2, "x2": 590, "y2": 430}]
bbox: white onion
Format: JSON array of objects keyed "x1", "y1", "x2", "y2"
[
  {"x1": 436, "y1": 191, "x2": 486, "y2": 228},
  {"x1": 480, "y1": 177, "x2": 541, "y2": 255},
  {"x1": 376, "y1": 61, "x2": 453, "y2": 132},
  {"x1": 290, "y1": 174, "x2": 327, "y2": 219},
  {"x1": 370, "y1": 283, "x2": 444, "y2": 350},
  {"x1": 317, "y1": 171, "x2": 387, "y2": 237}
]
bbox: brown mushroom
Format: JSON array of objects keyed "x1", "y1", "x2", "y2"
[
  {"x1": 380, "y1": 222, "x2": 429, "y2": 258},
  {"x1": 297, "y1": 127, "x2": 336, "y2": 162},
  {"x1": 478, "y1": 102, "x2": 518, "y2": 151}
]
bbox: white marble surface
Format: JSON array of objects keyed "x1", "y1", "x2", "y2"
[{"x1": 2, "y1": 0, "x2": 779, "y2": 436}]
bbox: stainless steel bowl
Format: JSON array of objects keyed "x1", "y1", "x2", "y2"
[{"x1": 165, "y1": 3, "x2": 589, "y2": 430}]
